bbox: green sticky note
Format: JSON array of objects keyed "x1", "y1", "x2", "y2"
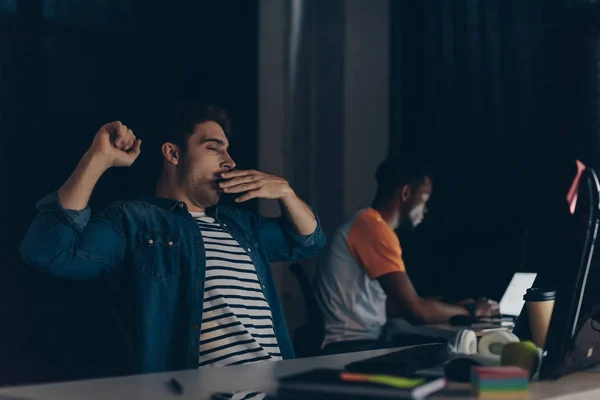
[{"x1": 369, "y1": 375, "x2": 426, "y2": 389}]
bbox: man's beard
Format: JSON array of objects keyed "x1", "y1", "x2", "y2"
[
  {"x1": 408, "y1": 203, "x2": 425, "y2": 227},
  {"x1": 189, "y1": 183, "x2": 220, "y2": 208},
  {"x1": 177, "y1": 163, "x2": 220, "y2": 209},
  {"x1": 397, "y1": 203, "x2": 424, "y2": 231}
]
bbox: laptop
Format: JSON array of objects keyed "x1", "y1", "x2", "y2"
[{"x1": 498, "y1": 272, "x2": 537, "y2": 318}]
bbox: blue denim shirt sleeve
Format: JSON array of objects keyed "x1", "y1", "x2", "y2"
[
  {"x1": 256, "y1": 208, "x2": 327, "y2": 263},
  {"x1": 20, "y1": 191, "x2": 126, "y2": 279}
]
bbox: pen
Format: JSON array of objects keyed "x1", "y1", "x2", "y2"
[{"x1": 168, "y1": 378, "x2": 184, "y2": 395}]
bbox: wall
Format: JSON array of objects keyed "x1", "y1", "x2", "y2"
[
  {"x1": 343, "y1": 0, "x2": 389, "y2": 215},
  {"x1": 258, "y1": 0, "x2": 390, "y2": 336}
]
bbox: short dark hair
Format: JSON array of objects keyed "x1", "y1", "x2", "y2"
[
  {"x1": 161, "y1": 101, "x2": 232, "y2": 152},
  {"x1": 375, "y1": 158, "x2": 430, "y2": 200}
]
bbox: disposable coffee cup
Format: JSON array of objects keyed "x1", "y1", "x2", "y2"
[{"x1": 523, "y1": 288, "x2": 557, "y2": 348}]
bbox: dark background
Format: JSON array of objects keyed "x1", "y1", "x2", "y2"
[
  {"x1": 1, "y1": 0, "x2": 600, "y2": 386},
  {"x1": 0, "y1": 0, "x2": 258, "y2": 384},
  {"x1": 392, "y1": 0, "x2": 600, "y2": 304}
]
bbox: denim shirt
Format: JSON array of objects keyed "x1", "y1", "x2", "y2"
[{"x1": 20, "y1": 192, "x2": 326, "y2": 374}]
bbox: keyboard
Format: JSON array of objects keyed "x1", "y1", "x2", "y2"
[
  {"x1": 344, "y1": 343, "x2": 449, "y2": 377},
  {"x1": 449, "y1": 315, "x2": 509, "y2": 326}
]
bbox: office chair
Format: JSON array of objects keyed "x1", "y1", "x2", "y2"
[{"x1": 289, "y1": 263, "x2": 324, "y2": 357}]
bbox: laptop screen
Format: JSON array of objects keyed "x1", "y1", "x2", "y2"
[{"x1": 499, "y1": 272, "x2": 538, "y2": 317}]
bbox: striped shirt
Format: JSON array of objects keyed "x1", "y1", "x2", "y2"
[{"x1": 192, "y1": 212, "x2": 282, "y2": 368}]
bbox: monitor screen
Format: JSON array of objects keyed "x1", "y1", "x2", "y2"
[{"x1": 499, "y1": 273, "x2": 538, "y2": 317}]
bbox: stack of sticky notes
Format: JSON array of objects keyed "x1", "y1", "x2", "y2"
[{"x1": 471, "y1": 366, "x2": 529, "y2": 398}]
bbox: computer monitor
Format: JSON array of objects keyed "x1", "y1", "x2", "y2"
[{"x1": 537, "y1": 167, "x2": 600, "y2": 379}]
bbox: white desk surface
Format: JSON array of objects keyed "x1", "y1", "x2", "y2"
[{"x1": 0, "y1": 347, "x2": 598, "y2": 400}]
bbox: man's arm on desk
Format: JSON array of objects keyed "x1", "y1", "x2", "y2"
[{"x1": 379, "y1": 271, "x2": 494, "y2": 324}]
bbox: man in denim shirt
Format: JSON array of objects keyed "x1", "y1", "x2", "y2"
[{"x1": 21, "y1": 104, "x2": 326, "y2": 374}]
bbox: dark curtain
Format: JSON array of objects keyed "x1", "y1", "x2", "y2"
[
  {"x1": 536, "y1": 2, "x2": 600, "y2": 290},
  {"x1": 558, "y1": 2, "x2": 600, "y2": 168},
  {"x1": 390, "y1": 0, "x2": 576, "y2": 301},
  {"x1": 0, "y1": 0, "x2": 258, "y2": 385}
]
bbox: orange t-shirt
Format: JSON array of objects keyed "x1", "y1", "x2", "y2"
[
  {"x1": 347, "y1": 208, "x2": 406, "y2": 279},
  {"x1": 314, "y1": 208, "x2": 407, "y2": 346}
]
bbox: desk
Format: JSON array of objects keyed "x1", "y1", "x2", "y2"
[{"x1": 0, "y1": 348, "x2": 598, "y2": 399}]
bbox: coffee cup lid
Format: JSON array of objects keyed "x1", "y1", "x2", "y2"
[{"x1": 523, "y1": 287, "x2": 557, "y2": 301}]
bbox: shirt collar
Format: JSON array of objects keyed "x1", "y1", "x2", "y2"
[{"x1": 140, "y1": 195, "x2": 219, "y2": 216}]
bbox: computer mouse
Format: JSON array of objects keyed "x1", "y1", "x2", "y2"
[{"x1": 444, "y1": 357, "x2": 483, "y2": 382}]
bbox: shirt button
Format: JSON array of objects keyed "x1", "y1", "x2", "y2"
[
  {"x1": 247, "y1": 248, "x2": 252, "y2": 253},
  {"x1": 178, "y1": 203, "x2": 184, "y2": 208},
  {"x1": 168, "y1": 241, "x2": 174, "y2": 246},
  {"x1": 196, "y1": 281, "x2": 202, "y2": 286},
  {"x1": 148, "y1": 239, "x2": 154, "y2": 245},
  {"x1": 222, "y1": 223, "x2": 227, "y2": 227}
]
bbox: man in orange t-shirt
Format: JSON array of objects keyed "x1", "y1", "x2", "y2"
[{"x1": 314, "y1": 158, "x2": 496, "y2": 353}]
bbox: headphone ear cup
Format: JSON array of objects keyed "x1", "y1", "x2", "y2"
[
  {"x1": 450, "y1": 329, "x2": 477, "y2": 355},
  {"x1": 478, "y1": 330, "x2": 520, "y2": 359}
]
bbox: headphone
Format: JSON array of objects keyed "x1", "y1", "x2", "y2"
[
  {"x1": 449, "y1": 329, "x2": 519, "y2": 360},
  {"x1": 450, "y1": 329, "x2": 478, "y2": 355}
]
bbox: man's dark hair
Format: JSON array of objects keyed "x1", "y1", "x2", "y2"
[
  {"x1": 375, "y1": 157, "x2": 431, "y2": 201},
  {"x1": 161, "y1": 101, "x2": 232, "y2": 152}
]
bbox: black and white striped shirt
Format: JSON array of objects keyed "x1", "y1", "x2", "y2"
[{"x1": 192, "y1": 212, "x2": 282, "y2": 368}]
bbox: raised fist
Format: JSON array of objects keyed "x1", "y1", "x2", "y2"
[{"x1": 89, "y1": 121, "x2": 142, "y2": 168}]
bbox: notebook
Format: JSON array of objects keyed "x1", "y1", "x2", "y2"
[{"x1": 277, "y1": 369, "x2": 446, "y2": 399}]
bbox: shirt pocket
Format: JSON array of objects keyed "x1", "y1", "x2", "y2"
[{"x1": 135, "y1": 229, "x2": 182, "y2": 280}]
